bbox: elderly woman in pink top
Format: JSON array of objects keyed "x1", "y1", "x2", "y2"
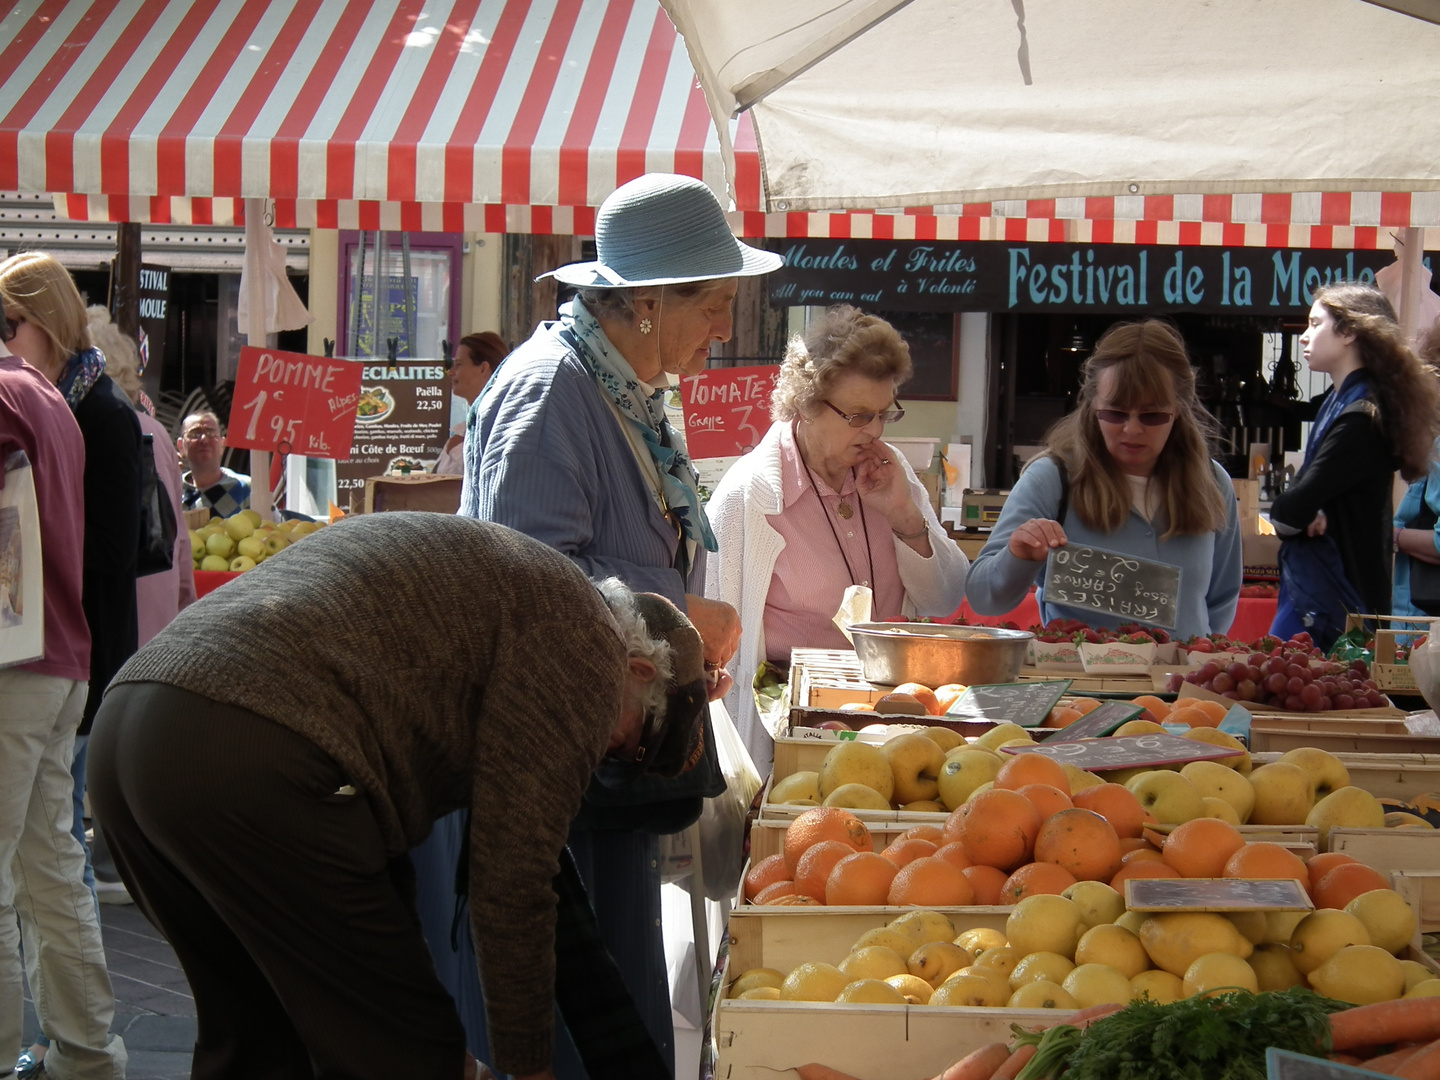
[{"x1": 705, "y1": 305, "x2": 968, "y2": 771}]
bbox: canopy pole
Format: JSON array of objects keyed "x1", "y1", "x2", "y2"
[
  {"x1": 1397, "y1": 226, "x2": 1424, "y2": 347},
  {"x1": 244, "y1": 197, "x2": 273, "y2": 521}
]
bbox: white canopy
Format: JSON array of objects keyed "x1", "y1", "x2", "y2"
[{"x1": 661, "y1": 0, "x2": 1440, "y2": 214}]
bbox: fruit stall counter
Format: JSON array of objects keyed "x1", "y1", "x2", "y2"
[{"x1": 949, "y1": 586, "x2": 1280, "y2": 642}]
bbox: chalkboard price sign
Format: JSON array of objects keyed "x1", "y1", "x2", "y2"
[
  {"x1": 1043, "y1": 544, "x2": 1183, "y2": 629},
  {"x1": 1267, "y1": 1049, "x2": 1390, "y2": 1080},
  {"x1": 945, "y1": 681, "x2": 1072, "y2": 728},
  {"x1": 1125, "y1": 877, "x2": 1313, "y2": 912},
  {"x1": 1047, "y1": 701, "x2": 1144, "y2": 742},
  {"x1": 1000, "y1": 731, "x2": 1242, "y2": 771}
]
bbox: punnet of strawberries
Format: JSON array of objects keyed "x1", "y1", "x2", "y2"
[{"x1": 1163, "y1": 630, "x2": 1385, "y2": 711}]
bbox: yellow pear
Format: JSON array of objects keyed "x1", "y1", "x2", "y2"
[
  {"x1": 771, "y1": 771, "x2": 821, "y2": 804},
  {"x1": 1061, "y1": 763, "x2": 1106, "y2": 794},
  {"x1": 1248, "y1": 762, "x2": 1315, "y2": 825},
  {"x1": 1280, "y1": 747, "x2": 1351, "y2": 801},
  {"x1": 1113, "y1": 719, "x2": 1167, "y2": 737},
  {"x1": 1180, "y1": 760, "x2": 1256, "y2": 822},
  {"x1": 823, "y1": 783, "x2": 892, "y2": 810},
  {"x1": 920, "y1": 727, "x2": 964, "y2": 753},
  {"x1": 883, "y1": 733, "x2": 946, "y2": 804},
  {"x1": 819, "y1": 742, "x2": 894, "y2": 801},
  {"x1": 1183, "y1": 728, "x2": 1251, "y2": 774},
  {"x1": 1203, "y1": 797, "x2": 1242, "y2": 825},
  {"x1": 937, "y1": 750, "x2": 1003, "y2": 810},
  {"x1": 1307, "y1": 786, "x2": 1386, "y2": 846},
  {"x1": 1127, "y1": 771, "x2": 1206, "y2": 825},
  {"x1": 973, "y1": 723, "x2": 1033, "y2": 750}
]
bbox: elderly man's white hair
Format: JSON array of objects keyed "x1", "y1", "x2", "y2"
[{"x1": 595, "y1": 577, "x2": 674, "y2": 720}]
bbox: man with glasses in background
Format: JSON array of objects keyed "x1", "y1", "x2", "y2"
[{"x1": 176, "y1": 411, "x2": 250, "y2": 519}]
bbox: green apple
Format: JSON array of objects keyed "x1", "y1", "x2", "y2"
[
  {"x1": 189, "y1": 531, "x2": 206, "y2": 561},
  {"x1": 224, "y1": 515, "x2": 256, "y2": 542},
  {"x1": 229, "y1": 555, "x2": 257, "y2": 573},
  {"x1": 199, "y1": 554, "x2": 230, "y2": 571},
  {"x1": 261, "y1": 533, "x2": 290, "y2": 557},
  {"x1": 238, "y1": 509, "x2": 263, "y2": 529},
  {"x1": 205, "y1": 532, "x2": 236, "y2": 559},
  {"x1": 236, "y1": 536, "x2": 265, "y2": 561}
]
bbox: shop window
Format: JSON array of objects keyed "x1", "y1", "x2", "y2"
[
  {"x1": 875, "y1": 310, "x2": 958, "y2": 400},
  {"x1": 338, "y1": 232, "x2": 461, "y2": 360}
]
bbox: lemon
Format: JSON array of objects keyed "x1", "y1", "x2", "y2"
[
  {"x1": 1009, "y1": 952, "x2": 1076, "y2": 990},
  {"x1": 972, "y1": 724, "x2": 1033, "y2": 750},
  {"x1": 1130, "y1": 969, "x2": 1184, "y2": 1003},
  {"x1": 737, "y1": 986, "x2": 781, "y2": 1000},
  {"x1": 1264, "y1": 910, "x2": 1307, "y2": 944},
  {"x1": 1063, "y1": 881, "x2": 1125, "y2": 928},
  {"x1": 1400, "y1": 960, "x2": 1437, "y2": 991},
  {"x1": 1289, "y1": 910, "x2": 1371, "y2": 976},
  {"x1": 1345, "y1": 890, "x2": 1418, "y2": 956},
  {"x1": 885, "y1": 973, "x2": 934, "y2": 1004},
  {"x1": 1008, "y1": 980, "x2": 1078, "y2": 1009},
  {"x1": 1007, "y1": 896, "x2": 1086, "y2": 960},
  {"x1": 930, "y1": 973, "x2": 1008, "y2": 1007},
  {"x1": 1075, "y1": 924, "x2": 1150, "y2": 980},
  {"x1": 1115, "y1": 910, "x2": 1148, "y2": 936},
  {"x1": 1183, "y1": 952, "x2": 1259, "y2": 998},
  {"x1": 957, "y1": 964, "x2": 1014, "y2": 999},
  {"x1": 853, "y1": 928, "x2": 916, "y2": 956},
  {"x1": 907, "y1": 942, "x2": 970, "y2": 987},
  {"x1": 1226, "y1": 912, "x2": 1268, "y2": 946},
  {"x1": 780, "y1": 962, "x2": 849, "y2": 1002},
  {"x1": 973, "y1": 946, "x2": 1020, "y2": 978},
  {"x1": 1406, "y1": 980, "x2": 1440, "y2": 999},
  {"x1": 840, "y1": 946, "x2": 908, "y2": 981},
  {"x1": 729, "y1": 967, "x2": 784, "y2": 998},
  {"x1": 836, "y1": 978, "x2": 907, "y2": 1004},
  {"x1": 1063, "y1": 964, "x2": 1133, "y2": 1008},
  {"x1": 890, "y1": 910, "x2": 957, "y2": 950},
  {"x1": 1249, "y1": 944, "x2": 1305, "y2": 992},
  {"x1": 1138, "y1": 913, "x2": 1253, "y2": 977},
  {"x1": 1308, "y1": 945, "x2": 1405, "y2": 1005},
  {"x1": 954, "y1": 927, "x2": 1008, "y2": 962}
]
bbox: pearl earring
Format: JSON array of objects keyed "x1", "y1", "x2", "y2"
[{"x1": 639, "y1": 318, "x2": 653, "y2": 335}]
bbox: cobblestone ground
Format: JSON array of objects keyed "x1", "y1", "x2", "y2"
[{"x1": 22, "y1": 903, "x2": 196, "y2": 1080}]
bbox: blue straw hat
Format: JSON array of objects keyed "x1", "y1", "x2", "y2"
[{"x1": 541, "y1": 173, "x2": 783, "y2": 288}]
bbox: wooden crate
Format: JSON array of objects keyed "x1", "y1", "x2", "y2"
[
  {"x1": 1141, "y1": 821, "x2": 1318, "y2": 857},
  {"x1": 1250, "y1": 752, "x2": 1440, "y2": 801},
  {"x1": 1393, "y1": 871, "x2": 1440, "y2": 934},
  {"x1": 1327, "y1": 826, "x2": 1440, "y2": 866},
  {"x1": 1343, "y1": 613, "x2": 1439, "y2": 693},
  {"x1": 760, "y1": 738, "x2": 950, "y2": 826},
  {"x1": 1248, "y1": 727, "x2": 1440, "y2": 755},
  {"x1": 717, "y1": 909, "x2": 1070, "y2": 1080}
]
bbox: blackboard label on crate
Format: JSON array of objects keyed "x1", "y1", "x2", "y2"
[{"x1": 945, "y1": 680, "x2": 1072, "y2": 727}]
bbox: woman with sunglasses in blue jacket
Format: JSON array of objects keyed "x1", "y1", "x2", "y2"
[{"x1": 967, "y1": 319, "x2": 1242, "y2": 640}]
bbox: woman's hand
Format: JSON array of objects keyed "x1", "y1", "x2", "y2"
[
  {"x1": 1307, "y1": 510, "x2": 1327, "y2": 537},
  {"x1": 855, "y1": 443, "x2": 924, "y2": 533},
  {"x1": 685, "y1": 594, "x2": 741, "y2": 669},
  {"x1": 1008, "y1": 518, "x2": 1067, "y2": 562}
]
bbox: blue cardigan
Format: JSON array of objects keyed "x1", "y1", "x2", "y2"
[
  {"x1": 460, "y1": 319, "x2": 704, "y2": 605},
  {"x1": 965, "y1": 456, "x2": 1242, "y2": 638}
]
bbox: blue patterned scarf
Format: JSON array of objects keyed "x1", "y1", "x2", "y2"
[
  {"x1": 558, "y1": 298, "x2": 717, "y2": 554},
  {"x1": 56, "y1": 346, "x2": 107, "y2": 412},
  {"x1": 1304, "y1": 369, "x2": 1372, "y2": 470}
]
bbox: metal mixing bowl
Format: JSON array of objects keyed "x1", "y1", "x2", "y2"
[{"x1": 849, "y1": 623, "x2": 1035, "y2": 687}]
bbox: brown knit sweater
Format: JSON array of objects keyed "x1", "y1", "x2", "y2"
[{"x1": 112, "y1": 512, "x2": 625, "y2": 1075}]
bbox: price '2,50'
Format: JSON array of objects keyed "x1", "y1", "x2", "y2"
[{"x1": 238, "y1": 389, "x2": 301, "y2": 448}]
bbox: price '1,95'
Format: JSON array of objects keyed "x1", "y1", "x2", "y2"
[{"x1": 238, "y1": 389, "x2": 302, "y2": 448}]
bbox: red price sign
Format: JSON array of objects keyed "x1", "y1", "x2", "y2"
[
  {"x1": 231, "y1": 347, "x2": 363, "y2": 461},
  {"x1": 678, "y1": 365, "x2": 777, "y2": 458}
]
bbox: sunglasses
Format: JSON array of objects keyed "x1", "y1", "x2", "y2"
[
  {"x1": 1096, "y1": 408, "x2": 1175, "y2": 427},
  {"x1": 822, "y1": 399, "x2": 906, "y2": 428}
]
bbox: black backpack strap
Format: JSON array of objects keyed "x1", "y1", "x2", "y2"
[{"x1": 1053, "y1": 456, "x2": 1070, "y2": 525}]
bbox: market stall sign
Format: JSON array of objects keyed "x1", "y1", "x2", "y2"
[
  {"x1": 678, "y1": 365, "x2": 778, "y2": 459},
  {"x1": 945, "y1": 680, "x2": 1071, "y2": 728},
  {"x1": 1126, "y1": 878, "x2": 1313, "y2": 913},
  {"x1": 1000, "y1": 731, "x2": 1242, "y2": 771},
  {"x1": 1046, "y1": 700, "x2": 1145, "y2": 742},
  {"x1": 1266, "y1": 1048, "x2": 1387, "y2": 1080},
  {"x1": 769, "y1": 239, "x2": 1408, "y2": 315},
  {"x1": 1044, "y1": 544, "x2": 1182, "y2": 629},
  {"x1": 231, "y1": 347, "x2": 362, "y2": 460},
  {"x1": 334, "y1": 361, "x2": 451, "y2": 506}
]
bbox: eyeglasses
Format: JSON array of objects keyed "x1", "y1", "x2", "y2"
[
  {"x1": 822, "y1": 399, "x2": 906, "y2": 428},
  {"x1": 1096, "y1": 408, "x2": 1175, "y2": 427},
  {"x1": 1, "y1": 314, "x2": 21, "y2": 343},
  {"x1": 182, "y1": 428, "x2": 221, "y2": 442}
]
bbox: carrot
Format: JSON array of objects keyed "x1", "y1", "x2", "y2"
[
  {"x1": 1364, "y1": 1044, "x2": 1428, "y2": 1075},
  {"x1": 934, "y1": 1042, "x2": 1012, "y2": 1080},
  {"x1": 1331, "y1": 999, "x2": 1440, "y2": 1052},
  {"x1": 796, "y1": 1066, "x2": 863, "y2": 1080},
  {"x1": 1396, "y1": 1039, "x2": 1440, "y2": 1080},
  {"x1": 992, "y1": 1044, "x2": 1037, "y2": 1080},
  {"x1": 1070, "y1": 1002, "x2": 1125, "y2": 1029}
]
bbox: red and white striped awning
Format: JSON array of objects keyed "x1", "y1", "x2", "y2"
[{"x1": 2, "y1": 0, "x2": 757, "y2": 222}]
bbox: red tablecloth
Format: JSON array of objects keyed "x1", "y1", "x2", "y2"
[
  {"x1": 947, "y1": 587, "x2": 1278, "y2": 640},
  {"x1": 193, "y1": 570, "x2": 242, "y2": 597}
]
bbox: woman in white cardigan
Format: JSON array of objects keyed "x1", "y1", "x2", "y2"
[{"x1": 705, "y1": 306, "x2": 969, "y2": 773}]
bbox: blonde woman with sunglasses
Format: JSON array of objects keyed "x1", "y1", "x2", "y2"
[
  {"x1": 967, "y1": 319, "x2": 1242, "y2": 639},
  {"x1": 705, "y1": 305, "x2": 968, "y2": 771}
]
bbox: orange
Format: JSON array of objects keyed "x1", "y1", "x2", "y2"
[
  {"x1": 995, "y1": 753, "x2": 1071, "y2": 793},
  {"x1": 934, "y1": 684, "x2": 968, "y2": 713},
  {"x1": 1313, "y1": 863, "x2": 1391, "y2": 910},
  {"x1": 1161, "y1": 818, "x2": 1246, "y2": 878},
  {"x1": 1167, "y1": 705, "x2": 1219, "y2": 730},
  {"x1": 888, "y1": 856, "x2": 976, "y2": 906},
  {"x1": 1187, "y1": 700, "x2": 1231, "y2": 725},
  {"x1": 1110, "y1": 861, "x2": 1181, "y2": 891},
  {"x1": 901, "y1": 824, "x2": 946, "y2": 845},
  {"x1": 794, "y1": 840, "x2": 859, "y2": 901},
  {"x1": 1130, "y1": 695, "x2": 1172, "y2": 722},
  {"x1": 894, "y1": 682, "x2": 943, "y2": 716},
  {"x1": 1121, "y1": 847, "x2": 1166, "y2": 865},
  {"x1": 1000, "y1": 861, "x2": 1079, "y2": 902},
  {"x1": 783, "y1": 806, "x2": 873, "y2": 875},
  {"x1": 951, "y1": 788, "x2": 1043, "y2": 870},
  {"x1": 825, "y1": 851, "x2": 899, "y2": 906},
  {"x1": 1223, "y1": 842, "x2": 1308, "y2": 888},
  {"x1": 1017, "y1": 783, "x2": 1075, "y2": 821},
  {"x1": 1069, "y1": 697, "x2": 1103, "y2": 717},
  {"x1": 962, "y1": 864, "x2": 1010, "y2": 905},
  {"x1": 767, "y1": 893, "x2": 822, "y2": 906},
  {"x1": 743, "y1": 853, "x2": 790, "y2": 902},
  {"x1": 881, "y1": 838, "x2": 939, "y2": 868},
  {"x1": 933, "y1": 841, "x2": 973, "y2": 872},
  {"x1": 1072, "y1": 784, "x2": 1150, "y2": 839},
  {"x1": 1306, "y1": 852, "x2": 1360, "y2": 892},
  {"x1": 1043, "y1": 707, "x2": 1083, "y2": 729},
  {"x1": 752, "y1": 879, "x2": 800, "y2": 904},
  {"x1": 1119, "y1": 836, "x2": 1159, "y2": 855},
  {"x1": 1034, "y1": 808, "x2": 1123, "y2": 882}
]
